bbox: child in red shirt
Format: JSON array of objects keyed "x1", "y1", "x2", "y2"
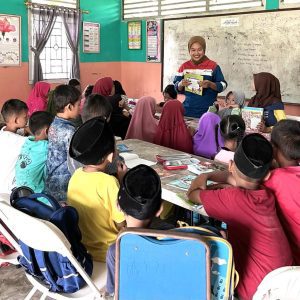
[
  {"x1": 187, "y1": 133, "x2": 293, "y2": 300},
  {"x1": 264, "y1": 119, "x2": 300, "y2": 265}
]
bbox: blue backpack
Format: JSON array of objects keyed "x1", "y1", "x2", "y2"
[
  {"x1": 175, "y1": 226, "x2": 239, "y2": 300},
  {"x1": 10, "y1": 187, "x2": 93, "y2": 293}
]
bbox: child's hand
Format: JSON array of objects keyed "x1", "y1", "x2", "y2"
[
  {"x1": 187, "y1": 174, "x2": 208, "y2": 196},
  {"x1": 117, "y1": 161, "x2": 127, "y2": 183}
]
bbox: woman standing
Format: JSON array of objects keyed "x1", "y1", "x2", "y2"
[{"x1": 174, "y1": 36, "x2": 227, "y2": 118}]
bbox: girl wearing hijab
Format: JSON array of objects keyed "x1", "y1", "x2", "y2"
[
  {"x1": 27, "y1": 81, "x2": 51, "y2": 116},
  {"x1": 193, "y1": 112, "x2": 224, "y2": 159},
  {"x1": 173, "y1": 36, "x2": 227, "y2": 118},
  {"x1": 212, "y1": 90, "x2": 246, "y2": 119},
  {"x1": 125, "y1": 96, "x2": 158, "y2": 143},
  {"x1": 154, "y1": 100, "x2": 193, "y2": 153},
  {"x1": 247, "y1": 72, "x2": 286, "y2": 132},
  {"x1": 93, "y1": 77, "x2": 131, "y2": 139}
]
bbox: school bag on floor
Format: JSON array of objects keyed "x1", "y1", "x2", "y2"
[
  {"x1": 10, "y1": 187, "x2": 93, "y2": 293},
  {"x1": 175, "y1": 226, "x2": 239, "y2": 300}
]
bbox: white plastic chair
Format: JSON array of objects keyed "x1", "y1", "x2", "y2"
[
  {"x1": 0, "y1": 194, "x2": 20, "y2": 265},
  {"x1": 0, "y1": 201, "x2": 107, "y2": 300},
  {"x1": 253, "y1": 266, "x2": 300, "y2": 300}
]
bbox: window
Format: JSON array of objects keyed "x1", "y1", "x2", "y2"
[
  {"x1": 122, "y1": 0, "x2": 263, "y2": 20},
  {"x1": 31, "y1": 0, "x2": 77, "y2": 9},
  {"x1": 29, "y1": 0, "x2": 78, "y2": 82}
]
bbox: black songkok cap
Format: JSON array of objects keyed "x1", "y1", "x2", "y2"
[
  {"x1": 118, "y1": 164, "x2": 162, "y2": 220},
  {"x1": 234, "y1": 133, "x2": 273, "y2": 180},
  {"x1": 69, "y1": 117, "x2": 115, "y2": 165}
]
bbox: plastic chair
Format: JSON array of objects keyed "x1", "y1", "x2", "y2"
[
  {"x1": 0, "y1": 201, "x2": 107, "y2": 300},
  {"x1": 115, "y1": 228, "x2": 211, "y2": 300},
  {"x1": 253, "y1": 266, "x2": 300, "y2": 300}
]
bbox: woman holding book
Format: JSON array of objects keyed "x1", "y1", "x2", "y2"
[
  {"x1": 173, "y1": 36, "x2": 227, "y2": 118},
  {"x1": 248, "y1": 72, "x2": 286, "y2": 133}
]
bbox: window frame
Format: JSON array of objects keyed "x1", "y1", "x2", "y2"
[
  {"x1": 28, "y1": 0, "x2": 79, "y2": 83},
  {"x1": 122, "y1": 0, "x2": 265, "y2": 21}
]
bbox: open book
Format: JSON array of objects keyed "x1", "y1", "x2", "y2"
[
  {"x1": 241, "y1": 107, "x2": 264, "y2": 131},
  {"x1": 184, "y1": 72, "x2": 203, "y2": 95},
  {"x1": 167, "y1": 175, "x2": 216, "y2": 191},
  {"x1": 120, "y1": 152, "x2": 156, "y2": 169}
]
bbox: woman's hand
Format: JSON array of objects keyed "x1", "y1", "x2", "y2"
[
  {"x1": 200, "y1": 80, "x2": 211, "y2": 88},
  {"x1": 178, "y1": 79, "x2": 191, "y2": 91}
]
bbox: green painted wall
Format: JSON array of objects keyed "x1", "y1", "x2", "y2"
[
  {"x1": 120, "y1": 20, "x2": 146, "y2": 62},
  {"x1": 266, "y1": 0, "x2": 279, "y2": 10},
  {"x1": 80, "y1": 0, "x2": 121, "y2": 62}
]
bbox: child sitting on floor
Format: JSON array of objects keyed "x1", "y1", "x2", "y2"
[
  {"x1": 67, "y1": 117, "x2": 126, "y2": 262},
  {"x1": 102, "y1": 164, "x2": 174, "y2": 299},
  {"x1": 187, "y1": 133, "x2": 293, "y2": 299},
  {"x1": 214, "y1": 115, "x2": 245, "y2": 164},
  {"x1": 15, "y1": 111, "x2": 54, "y2": 193},
  {"x1": 0, "y1": 99, "x2": 28, "y2": 194},
  {"x1": 264, "y1": 119, "x2": 300, "y2": 265},
  {"x1": 44, "y1": 85, "x2": 81, "y2": 201}
]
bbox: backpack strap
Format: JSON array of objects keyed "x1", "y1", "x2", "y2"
[
  {"x1": 34, "y1": 250, "x2": 61, "y2": 292},
  {"x1": 18, "y1": 240, "x2": 43, "y2": 280}
]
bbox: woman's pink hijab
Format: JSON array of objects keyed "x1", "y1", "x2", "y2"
[
  {"x1": 92, "y1": 77, "x2": 113, "y2": 96},
  {"x1": 27, "y1": 81, "x2": 51, "y2": 116},
  {"x1": 125, "y1": 96, "x2": 158, "y2": 143}
]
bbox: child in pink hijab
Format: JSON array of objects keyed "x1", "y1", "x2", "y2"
[
  {"x1": 27, "y1": 81, "x2": 51, "y2": 116},
  {"x1": 125, "y1": 96, "x2": 158, "y2": 143}
]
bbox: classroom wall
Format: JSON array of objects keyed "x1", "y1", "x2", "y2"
[{"x1": 0, "y1": 0, "x2": 299, "y2": 115}]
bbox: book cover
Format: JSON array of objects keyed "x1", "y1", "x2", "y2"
[
  {"x1": 241, "y1": 107, "x2": 264, "y2": 131},
  {"x1": 167, "y1": 175, "x2": 197, "y2": 191},
  {"x1": 184, "y1": 73, "x2": 204, "y2": 95}
]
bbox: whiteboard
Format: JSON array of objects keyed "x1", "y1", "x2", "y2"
[{"x1": 163, "y1": 10, "x2": 300, "y2": 104}]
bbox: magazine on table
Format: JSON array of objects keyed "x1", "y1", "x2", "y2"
[{"x1": 167, "y1": 175, "x2": 215, "y2": 191}]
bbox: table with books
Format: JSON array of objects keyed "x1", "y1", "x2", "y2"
[{"x1": 117, "y1": 139, "x2": 226, "y2": 217}]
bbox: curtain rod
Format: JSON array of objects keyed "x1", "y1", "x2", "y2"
[{"x1": 24, "y1": 1, "x2": 89, "y2": 14}]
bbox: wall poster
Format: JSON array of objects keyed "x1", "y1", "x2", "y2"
[
  {"x1": 83, "y1": 21, "x2": 100, "y2": 53},
  {"x1": 0, "y1": 14, "x2": 21, "y2": 66},
  {"x1": 128, "y1": 21, "x2": 141, "y2": 50},
  {"x1": 146, "y1": 20, "x2": 160, "y2": 62}
]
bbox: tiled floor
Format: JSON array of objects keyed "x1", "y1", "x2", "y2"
[{"x1": 0, "y1": 265, "x2": 43, "y2": 300}]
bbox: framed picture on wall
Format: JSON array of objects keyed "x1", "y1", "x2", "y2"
[
  {"x1": 128, "y1": 21, "x2": 142, "y2": 50},
  {"x1": 146, "y1": 20, "x2": 160, "y2": 62},
  {"x1": 0, "y1": 14, "x2": 21, "y2": 66}
]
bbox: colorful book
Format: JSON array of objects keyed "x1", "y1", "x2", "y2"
[
  {"x1": 167, "y1": 175, "x2": 216, "y2": 191},
  {"x1": 184, "y1": 73, "x2": 204, "y2": 95},
  {"x1": 241, "y1": 107, "x2": 264, "y2": 131}
]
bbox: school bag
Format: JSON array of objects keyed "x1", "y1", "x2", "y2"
[
  {"x1": 175, "y1": 226, "x2": 239, "y2": 300},
  {"x1": 10, "y1": 187, "x2": 93, "y2": 293}
]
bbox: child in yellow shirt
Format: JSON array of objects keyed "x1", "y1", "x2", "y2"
[{"x1": 67, "y1": 117, "x2": 125, "y2": 262}]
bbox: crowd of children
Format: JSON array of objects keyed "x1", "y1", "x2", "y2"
[{"x1": 0, "y1": 59, "x2": 299, "y2": 299}]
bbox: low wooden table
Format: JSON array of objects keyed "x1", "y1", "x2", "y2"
[{"x1": 118, "y1": 139, "x2": 225, "y2": 217}]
